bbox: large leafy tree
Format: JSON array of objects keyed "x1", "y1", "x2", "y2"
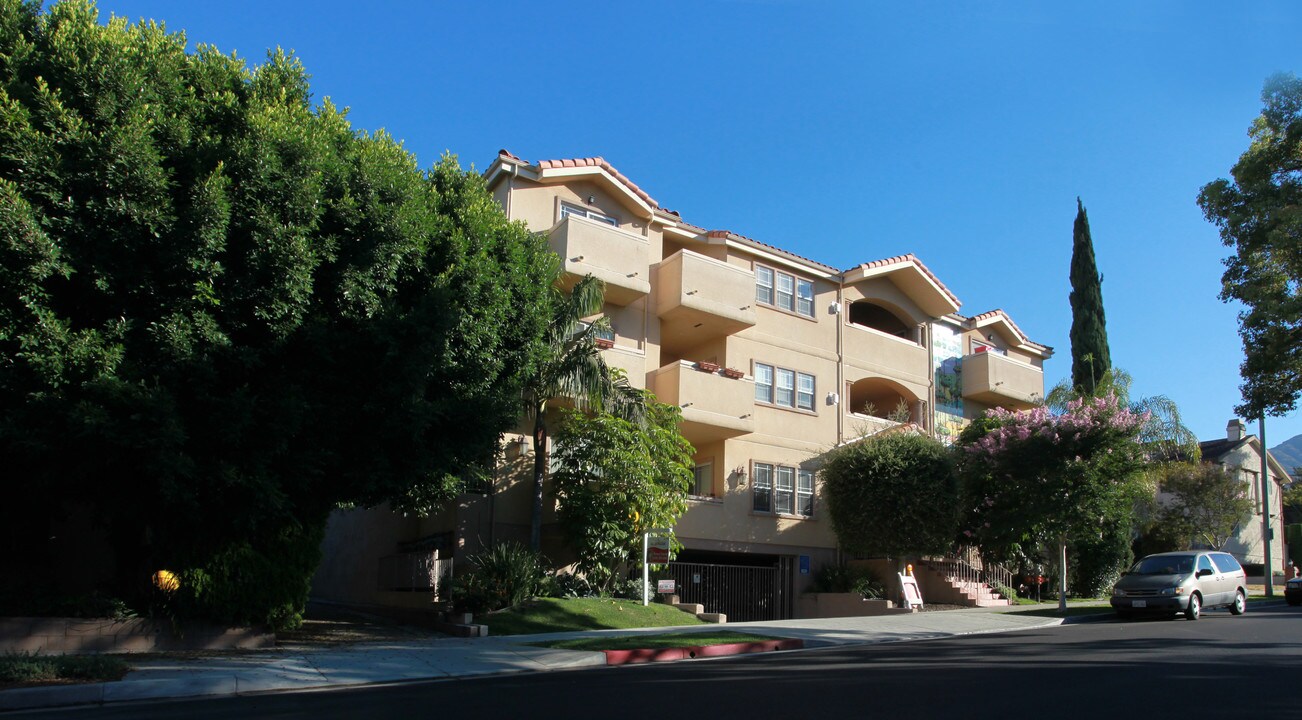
[
  {"x1": 1139, "y1": 462, "x2": 1254, "y2": 553},
  {"x1": 822, "y1": 432, "x2": 958, "y2": 559},
  {"x1": 550, "y1": 399, "x2": 693, "y2": 592},
  {"x1": 957, "y1": 395, "x2": 1149, "y2": 609},
  {"x1": 1198, "y1": 72, "x2": 1302, "y2": 418},
  {"x1": 521, "y1": 275, "x2": 644, "y2": 551},
  {"x1": 0, "y1": 0, "x2": 553, "y2": 628},
  {"x1": 1069, "y1": 198, "x2": 1112, "y2": 394}
]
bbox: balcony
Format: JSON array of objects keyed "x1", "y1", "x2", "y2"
[
  {"x1": 962, "y1": 350, "x2": 1043, "y2": 410},
  {"x1": 650, "y1": 360, "x2": 755, "y2": 443},
  {"x1": 656, "y1": 250, "x2": 756, "y2": 355},
  {"x1": 548, "y1": 215, "x2": 650, "y2": 305},
  {"x1": 842, "y1": 324, "x2": 930, "y2": 386}
]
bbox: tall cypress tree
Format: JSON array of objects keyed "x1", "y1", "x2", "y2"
[{"x1": 1069, "y1": 198, "x2": 1112, "y2": 394}]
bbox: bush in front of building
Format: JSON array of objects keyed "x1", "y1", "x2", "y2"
[
  {"x1": 449, "y1": 543, "x2": 551, "y2": 615},
  {"x1": 822, "y1": 433, "x2": 959, "y2": 559}
]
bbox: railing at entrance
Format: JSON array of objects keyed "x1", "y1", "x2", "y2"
[
  {"x1": 925, "y1": 546, "x2": 1014, "y2": 601},
  {"x1": 666, "y1": 561, "x2": 792, "y2": 622}
]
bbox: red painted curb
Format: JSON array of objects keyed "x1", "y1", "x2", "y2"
[{"x1": 603, "y1": 638, "x2": 803, "y2": 665}]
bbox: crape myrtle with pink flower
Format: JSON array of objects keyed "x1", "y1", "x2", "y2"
[{"x1": 956, "y1": 393, "x2": 1151, "y2": 604}]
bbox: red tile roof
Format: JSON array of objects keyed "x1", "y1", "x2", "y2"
[
  {"x1": 709, "y1": 229, "x2": 840, "y2": 274},
  {"x1": 527, "y1": 154, "x2": 661, "y2": 209},
  {"x1": 850, "y1": 254, "x2": 961, "y2": 308},
  {"x1": 967, "y1": 308, "x2": 1052, "y2": 353}
]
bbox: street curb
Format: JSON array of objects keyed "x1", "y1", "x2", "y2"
[{"x1": 603, "y1": 638, "x2": 805, "y2": 665}]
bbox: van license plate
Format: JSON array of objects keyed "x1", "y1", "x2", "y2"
[{"x1": 1132, "y1": 600, "x2": 1146, "y2": 608}]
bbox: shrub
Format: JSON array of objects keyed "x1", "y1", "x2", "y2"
[
  {"x1": 0, "y1": 653, "x2": 129, "y2": 684},
  {"x1": 851, "y1": 573, "x2": 886, "y2": 600},
  {"x1": 546, "y1": 572, "x2": 595, "y2": 599},
  {"x1": 1070, "y1": 524, "x2": 1133, "y2": 598},
  {"x1": 169, "y1": 520, "x2": 326, "y2": 632},
  {"x1": 450, "y1": 543, "x2": 549, "y2": 614},
  {"x1": 809, "y1": 564, "x2": 885, "y2": 599},
  {"x1": 823, "y1": 433, "x2": 958, "y2": 558}
]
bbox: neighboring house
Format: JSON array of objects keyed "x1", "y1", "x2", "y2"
[
  {"x1": 311, "y1": 151, "x2": 1052, "y2": 619},
  {"x1": 1193, "y1": 419, "x2": 1289, "y2": 573}
]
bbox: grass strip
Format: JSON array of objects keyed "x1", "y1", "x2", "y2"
[
  {"x1": 531, "y1": 631, "x2": 782, "y2": 652},
  {"x1": 479, "y1": 597, "x2": 705, "y2": 636},
  {"x1": 0, "y1": 652, "x2": 130, "y2": 685}
]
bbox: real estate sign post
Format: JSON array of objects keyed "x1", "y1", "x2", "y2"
[{"x1": 643, "y1": 530, "x2": 672, "y2": 606}]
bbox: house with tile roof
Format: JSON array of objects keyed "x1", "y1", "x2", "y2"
[{"x1": 311, "y1": 151, "x2": 1054, "y2": 620}]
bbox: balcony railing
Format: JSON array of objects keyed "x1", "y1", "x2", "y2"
[
  {"x1": 961, "y1": 350, "x2": 1043, "y2": 409},
  {"x1": 650, "y1": 360, "x2": 755, "y2": 443},
  {"x1": 656, "y1": 250, "x2": 756, "y2": 353},
  {"x1": 842, "y1": 324, "x2": 930, "y2": 386},
  {"x1": 548, "y1": 215, "x2": 650, "y2": 305}
]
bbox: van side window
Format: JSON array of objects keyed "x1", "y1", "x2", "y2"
[
  {"x1": 1197, "y1": 555, "x2": 1214, "y2": 574},
  {"x1": 1210, "y1": 553, "x2": 1242, "y2": 573}
]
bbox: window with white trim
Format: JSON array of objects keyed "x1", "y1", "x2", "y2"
[
  {"x1": 797, "y1": 373, "x2": 815, "y2": 411},
  {"x1": 797, "y1": 469, "x2": 814, "y2": 516},
  {"x1": 560, "y1": 202, "x2": 617, "y2": 226},
  {"x1": 755, "y1": 266, "x2": 774, "y2": 306},
  {"x1": 775, "y1": 368, "x2": 795, "y2": 407},
  {"x1": 754, "y1": 264, "x2": 815, "y2": 318},
  {"x1": 754, "y1": 363, "x2": 815, "y2": 411},
  {"x1": 752, "y1": 462, "x2": 814, "y2": 517},
  {"x1": 754, "y1": 363, "x2": 774, "y2": 404}
]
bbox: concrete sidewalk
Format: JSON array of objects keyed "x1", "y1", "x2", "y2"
[{"x1": 0, "y1": 608, "x2": 1069, "y2": 712}]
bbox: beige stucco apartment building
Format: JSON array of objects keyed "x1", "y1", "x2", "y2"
[{"x1": 311, "y1": 151, "x2": 1053, "y2": 620}]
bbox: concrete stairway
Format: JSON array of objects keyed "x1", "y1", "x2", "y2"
[{"x1": 914, "y1": 562, "x2": 1012, "y2": 607}]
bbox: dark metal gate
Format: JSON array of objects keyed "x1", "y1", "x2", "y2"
[{"x1": 667, "y1": 559, "x2": 794, "y2": 622}]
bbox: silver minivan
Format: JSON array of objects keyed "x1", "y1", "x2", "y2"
[{"x1": 1110, "y1": 551, "x2": 1247, "y2": 620}]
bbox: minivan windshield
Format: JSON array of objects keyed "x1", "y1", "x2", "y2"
[{"x1": 1130, "y1": 555, "x2": 1195, "y2": 575}]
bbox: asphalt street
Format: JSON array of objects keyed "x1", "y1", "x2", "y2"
[{"x1": 11, "y1": 604, "x2": 1299, "y2": 720}]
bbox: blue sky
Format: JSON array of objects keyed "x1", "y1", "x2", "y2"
[{"x1": 92, "y1": 0, "x2": 1302, "y2": 448}]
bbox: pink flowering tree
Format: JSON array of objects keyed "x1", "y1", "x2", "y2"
[{"x1": 956, "y1": 393, "x2": 1150, "y2": 609}]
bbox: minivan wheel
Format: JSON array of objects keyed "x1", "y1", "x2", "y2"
[
  {"x1": 1185, "y1": 593, "x2": 1201, "y2": 621},
  {"x1": 1230, "y1": 589, "x2": 1246, "y2": 616}
]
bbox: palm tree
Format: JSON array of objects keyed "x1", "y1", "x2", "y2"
[
  {"x1": 522, "y1": 274, "x2": 646, "y2": 551},
  {"x1": 1044, "y1": 366, "x2": 1200, "y2": 461}
]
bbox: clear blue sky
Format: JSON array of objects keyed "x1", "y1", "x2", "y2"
[{"x1": 92, "y1": 0, "x2": 1302, "y2": 448}]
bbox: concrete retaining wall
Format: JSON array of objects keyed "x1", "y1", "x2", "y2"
[
  {"x1": 796, "y1": 594, "x2": 914, "y2": 618},
  {"x1": 0, "y1": 617, "x2": 274, "y2": 655}
]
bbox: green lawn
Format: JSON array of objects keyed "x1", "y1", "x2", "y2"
[
  {"x1": 531, "y1": 630, "x2": 781, "y2": 651},
  {"x1": 0, "y1": 653, "x2": 130, "y2": 687},
  {"x1": 478, "y1": 597, "x2": 705, "y2": 636}
]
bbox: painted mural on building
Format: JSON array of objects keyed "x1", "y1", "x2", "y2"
[{"x1": 932, "y1": 322, "x2": 966, "y2": 444}]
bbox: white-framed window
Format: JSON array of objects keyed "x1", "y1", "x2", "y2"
[
  {"x1": 560, "y1": 202, "x2": 617, "y2": 226},
  {"x1": 796, "y1": 373, "x2": 815, "y2": 411},
  {"x1": 752, "y1": 463, "x2": 773, "y2": 513},
  {"x1": 754, "y1": 264, "x2": 815, "y2": 318},
  {"x1": 775, "y1": 465, "x2": 795, "y2": 515},
  {"x1": 752, "y1": 462, "x2": 814, "y2": 518},
  {"x1": 776, "y1": 272, "x2": 794, "y2": 312},
  {"x1": 797, "y1": 278, "x2": 814, "y2": 317},
  {"x1": 755, "y1": 266, "x2": 774, "y2": 306},
  {"x1": 755, "y1": 363, "x2": 815, "y2": 412},
  {"x1": 693, "y1": 463, "x2": 713, "y2": 497},
  {"x1": 775, "y1": 368, "x2": 795, "y2": 407},
  {"x1": 797, "y1": 469, "x2": 814, "y2": 516},
  {"x1": 754, "y1": 363, "x2": 774, "y2": 404}
]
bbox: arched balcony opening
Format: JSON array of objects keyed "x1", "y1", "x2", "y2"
[{"x1": 847, "y1": 377, "x2": 921, "y2": 424}]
